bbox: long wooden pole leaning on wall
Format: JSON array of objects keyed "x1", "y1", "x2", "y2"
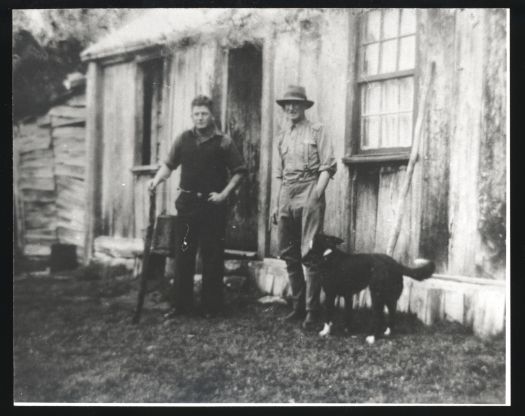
[
  {"x1": 386, "y1": 62, "x2": 436, "y2": 257},
  {"x1": 257, "y1": 32, "x2": 276, "y2": 258},
  {"x1": 83, "y1": 62, "x2": 104, "y2": 264}
]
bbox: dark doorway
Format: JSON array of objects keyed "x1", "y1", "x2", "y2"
[{"x1": 224, "y1": 44, "x2": 262, "y2": 251}]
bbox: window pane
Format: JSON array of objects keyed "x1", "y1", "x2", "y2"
[
  {"x1": 399, "y1": 76, "x2": 414, "y2": 111},
  {"x1": 380, "y1": 39, "x2": 398, "y2": 73},
  {"x1": 363, "y1": 82, "x2": 382, "y2": 115},
  {"x1": 400, "y1": 9, "x2": 416, "y2": 35},
  {"x1": 382, "y1": 79, "x2": 399, "y2": 113},
  {"x1": 399, "y1": 35, "x2": 416, "y2": 70},
  {"x1": 365, "y1": 10, "x2": 381, "y2": 42},
  {"x1": 362, "y1": 116, "x2": 381, "y2": 149},
  {"x1": 398, "y1": 112, "x2": 413, "y2": 146},
  {"x1": 381, "y1": 114, "x2": 399, "y2": 147},
  {"x1": 383, "y1": 9, "x2": 399, "y2": 39},
  {"x1": 362, "y1": 43, "x2": 379, "y2": 76}
]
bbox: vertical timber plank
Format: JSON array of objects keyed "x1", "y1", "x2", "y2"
[
  {"x1": 258, "y1": 33, "x2": 276, "y2": 258},
  {"x1": 448, "y1": 9, "x2": 484, "y2": 277},
  {"x1": 83, "y1": 62, "x2": 104, "y2": 263}
]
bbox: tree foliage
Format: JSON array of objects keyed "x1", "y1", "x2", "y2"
[{"x1": 13, "y1": 9, "x2": 141, "y2": 121}]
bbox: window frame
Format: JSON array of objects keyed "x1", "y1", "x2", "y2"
[
  {"x1": 354, "y1": 8, "x2": 419, "y2": 158},
  {"x1": 133, "y1": 51, "x2": 166, "y2": 170}
]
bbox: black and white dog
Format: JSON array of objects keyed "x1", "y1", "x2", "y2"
[{"x1": 304, "y1": 234, "x2": 435, "y2": 344}]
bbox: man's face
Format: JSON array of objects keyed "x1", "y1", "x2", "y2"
[
  {"x1": 283, "y1": 101, "x2": 306, "y2": 123},
  {"x1": 191, "y1": 105, "x2": 213, "y2": 130}
]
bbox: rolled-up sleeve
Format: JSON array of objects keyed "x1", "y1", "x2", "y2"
[
  {"x1": 221, "y1": 135, "x2": 248, "y2": 175},
  {"x1": 164, "y1": 134, "x2": 183, "y2": 170},
  {"x1": 315, "y1": 125, "x2": 337, "y2": 178}
]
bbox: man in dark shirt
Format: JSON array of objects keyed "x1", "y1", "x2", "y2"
[{"x1": 149, "y1": 95, "x2": 247, "y2": 317}]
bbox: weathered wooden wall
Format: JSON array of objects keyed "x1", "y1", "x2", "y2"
[
  {"x1": 50, "y1": 94, "x2": 87, "y2": 260},
  {"x1": 82, "y1": 8, "x2": 506, "y2": 281},
  {"x1": 419, "y1": 9, "x2": 506, "y2": 279},
  {"x1": 14, "y1": 117, "x2": 58, "y2": 258},
  {"x1": 348, "y1": 9, "x2": 506, "y2": 279},
  {"x1": 13, "y1": 90, "x2": 87, "y2": 260},
  {"x1": 224, "y1": 44, "x2": 262, "y2": 250},
  {"x1": 99, "y1": 62, "x2": 137, "y2": 238}
]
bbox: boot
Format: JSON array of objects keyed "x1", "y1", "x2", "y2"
[{"x1": 302, "y1": 311, "x2": 320, "y2": 330}]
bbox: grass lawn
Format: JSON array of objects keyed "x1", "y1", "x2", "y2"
[{"x1": 13, "y1": 270, "x2": 506, "y2": 404}]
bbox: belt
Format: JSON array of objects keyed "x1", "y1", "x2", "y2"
[{"x1": 179, "y1": 188, "x2": 206, "y2": 200}]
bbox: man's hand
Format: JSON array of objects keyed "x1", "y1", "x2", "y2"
[
  {"x1": 271, "y1": 207, "x2": 279, "y2": 226},
  {"x1": 147, "y1": 179, "x2": 157, "y2": 195},
  {"x1": 208, "y1": 191, "x2": 227, "y2": 204}
]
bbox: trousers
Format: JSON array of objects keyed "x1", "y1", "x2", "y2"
[
  {"x1": 277, "y1": 179, "x2": 325, "y2": 312},
  {"x1": 172, "y1": 192, "x2": 227, "y2": 313}
]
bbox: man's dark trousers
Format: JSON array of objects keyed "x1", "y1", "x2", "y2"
[{"x1": 172, "y1": 193, "x2": 227, "y2": 314}]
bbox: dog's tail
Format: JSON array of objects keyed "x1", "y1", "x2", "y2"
[{"x1": 398, "y1": 258, "x2": 435, "y2": 281}]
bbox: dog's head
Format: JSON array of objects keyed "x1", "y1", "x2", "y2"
[{"x1": 302, "y1": 233, "x2": 344, "y2": 264}]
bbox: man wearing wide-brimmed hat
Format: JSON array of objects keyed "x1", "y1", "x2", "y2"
[{"x1": 272, "y1": 85, "x2": 337, "y2": 330}]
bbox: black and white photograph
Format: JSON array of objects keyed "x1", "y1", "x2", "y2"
[{"x1": 12, "y1": 8, "x2": 509, "y2": 405}]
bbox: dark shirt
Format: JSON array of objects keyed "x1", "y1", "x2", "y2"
[{"x1": 164, "y1": 126, "x2": 247, "y2": 192}]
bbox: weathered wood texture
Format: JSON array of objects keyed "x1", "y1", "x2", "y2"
[
  {"x1": 257, "y1": 33, "x2": 276, "y2": 258},
  {"x1": 446, "y1": 9, "x2": 508, "y2": 279},
  {"x1": 51, "y1": 93, "x2": 87, "y2": 260},
  {"x1": 348, "y1": 9, "x2": 506, "y2": 279},
  {"x1": 477, "y1": 9, "x2": 507, "y2": 280},
  {"x1": 224, "y1": 44, "x2": 262, "y2": 250},
  {"x1": 100, "y1": 62, "x2": 137, "y2": 238},
  {"x1": 84, "y1": 62, "x2": 105, "y2": 263},
  {"x1": 14, "y1": 120, "x2": 58, "y2": 258}
]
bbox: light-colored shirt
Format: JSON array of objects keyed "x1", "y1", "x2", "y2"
[{"x1": 276, "y1": 118, "x2": 337, "y2": 184}]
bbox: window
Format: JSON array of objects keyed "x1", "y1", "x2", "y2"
[
  {"x1": 358, "y1": 9, "x2": 416, "y2": 153},
  {"x1": 138, "y1": 58, "x2": 164, "y2": 166}
]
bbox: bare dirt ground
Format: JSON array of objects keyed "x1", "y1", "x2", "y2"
[{"x1": 13, "y1": 269, "x2": 506, "y2": 404}]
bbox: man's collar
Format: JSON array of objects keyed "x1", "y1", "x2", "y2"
[
  {"x1": 286, "y1": 117, "x2": 308, "y2": 131},
  {"x1": 193, "y1": 124, "x2": 221, "y2": 143}
]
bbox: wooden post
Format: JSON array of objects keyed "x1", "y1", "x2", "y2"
[
  {"x1": 257, "y1": 33, "x2": 275, "y2": 258},
  {"x1": 83, "y1": 62, "x2": 104, "y2": 264},
  {"x1": 13, "y1": 135, "x2": 25, "y2": 255},
  {"x1": 386, "y1": 62, "x2": 435, "y2": 257}
]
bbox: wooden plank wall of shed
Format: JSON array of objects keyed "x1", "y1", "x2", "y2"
[
  {"x1": 51, "y1": 93, "x2": 87, "y2": 260},
  {"x1": 100, "y1": 62, "x2": 137, "y2": 238},
  {"x1": 446, "y1": 9, "x2": 506, "y2": 280},
  {"x1": 14, "y1": 118, "x2": 58, "y2": 257},
  {"x1": 478, "y1": 9, "x2": 506, "y2": 280},
  {"x1": 416, "y1": 9, "x2": 455, "y2": 272},
  {"x1": 224, "y1": 44, "x2": 262, "y2": 250},
  {"x1": 267, "y1": 11, "x2": 352, "y2": 256},
  {"x1": 350, "y1": 9, "x2": 507, "y2": 279}
]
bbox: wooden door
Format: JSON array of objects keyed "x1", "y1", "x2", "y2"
[{"x1": 224, "y1": 44, "x2": 263, "y2": 251}]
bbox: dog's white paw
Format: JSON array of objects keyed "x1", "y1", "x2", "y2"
[
  {"x1": 384, "y1": 327, "x2": 391, "y2": 337},
  {"x1": 365, "y1": 335, "x2": 376, "y2": 345},
  {"x1": 319, "y1": 322, "x2": 332, "y2": 337}
]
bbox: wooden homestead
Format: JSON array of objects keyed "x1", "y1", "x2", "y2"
[
  {"x1": 77, "y1": 8, "x2": 507, "y2": 337},
  {"x1": 14, "y1": 74, "x2": 87, "y2": 263}
]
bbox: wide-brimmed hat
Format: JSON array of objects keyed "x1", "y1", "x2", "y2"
[{"x1": 276, "y1": 85, "x2": 314, "y2": 109}]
